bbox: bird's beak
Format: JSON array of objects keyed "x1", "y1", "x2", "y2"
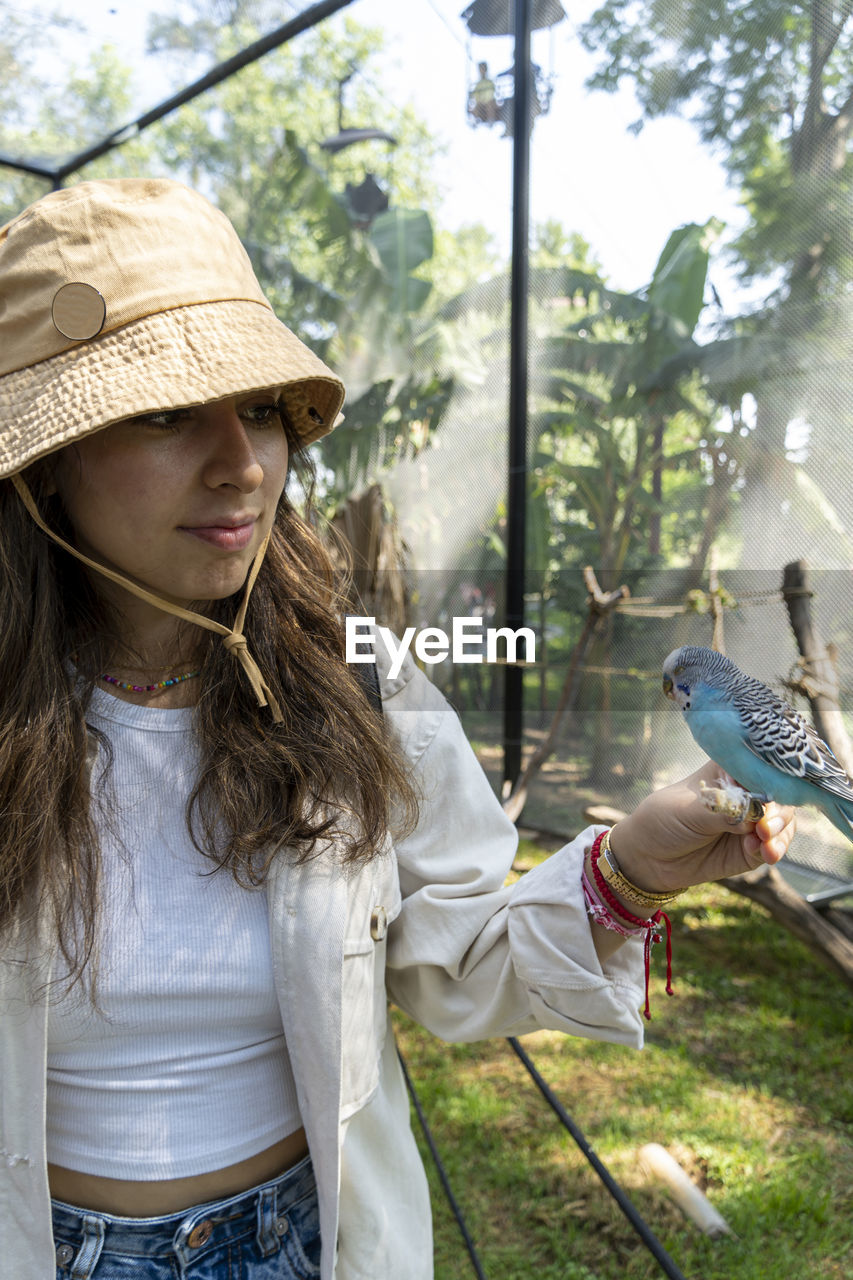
[{"x1": 662, "y1": 674, "x2": 674, "y2": 699}]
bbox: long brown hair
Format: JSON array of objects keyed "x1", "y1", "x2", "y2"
[{"x1": 0, "y1": 427, "x2": 417, "y2": 989}]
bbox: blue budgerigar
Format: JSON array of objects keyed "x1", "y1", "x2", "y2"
[{"x1": 662, "y1": 645, "x2": 853, "y2": 843}]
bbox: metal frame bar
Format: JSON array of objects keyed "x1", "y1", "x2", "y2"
[
  {"x1": 397, "y1": 1047, "x2": 489, "y2": 1279},
  {"x1": 507, "y1": 1037, "x2": 689, "y2": 1280},
  {"x1": 397, "y1": 1034, "x2": 689, "y2": 1279},
  {"x1": 0, "y1": 0, "x2": 357, "y2": 187},
  {"x1": 502, "y1": 0, "x2": 532, "y2": 790}
]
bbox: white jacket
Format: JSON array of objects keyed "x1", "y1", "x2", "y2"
[{"x1": 0, "y1": 647, "x2": 646, "y2": 1279}]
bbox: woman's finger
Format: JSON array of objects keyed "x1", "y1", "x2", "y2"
[{"x1": 743, "y1": 805, "x2": 796, "y2": 862}]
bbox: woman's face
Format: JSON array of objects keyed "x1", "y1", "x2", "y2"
[{"x1": 51, "y1": 391, "x2": 290, "y2": 611}]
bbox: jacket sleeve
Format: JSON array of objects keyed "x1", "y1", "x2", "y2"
[{"x1": 379, "y1": 648, "x2": 647, "y2": 1049}]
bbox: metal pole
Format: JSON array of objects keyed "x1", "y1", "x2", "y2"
[
  {"x1": 0, "y1": 153, "x2": 56, "y2": 181},
  {"x1": 397, "y1": 1046, "x2": 490, "y2": 1280},
  {"x1": 508, "y1": 1039, "x2": 689, "y2": 1280},
  {"x1": 503, "y1": 0, "x2": 532, "y2": 790}
]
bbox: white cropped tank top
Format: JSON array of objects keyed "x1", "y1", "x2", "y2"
[{"x1": 46, "y1": 689, "x2": 302, "y2": 1180}]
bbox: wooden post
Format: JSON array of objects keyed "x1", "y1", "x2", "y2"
[{"x1": 781, "y1": 560, "x2": 853, "y2": 775}]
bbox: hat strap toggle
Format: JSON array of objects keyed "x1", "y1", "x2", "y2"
[{"x1": 11, "y1": 474, "x2": 284, "y2": 723}]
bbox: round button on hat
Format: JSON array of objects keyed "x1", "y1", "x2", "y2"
[{"x1": 51, "y1": 282, "x2": 106, "y2": 340}]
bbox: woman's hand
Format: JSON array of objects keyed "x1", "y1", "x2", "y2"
[{"x1": 608, "y1": 759, "x2": 796, "y2": 895}]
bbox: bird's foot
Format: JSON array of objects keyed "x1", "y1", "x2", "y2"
[{"x1": 700, "y1": 777, "x2": 767, "y2": 824}]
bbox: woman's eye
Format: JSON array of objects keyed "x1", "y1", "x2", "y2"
[
  {"x1": 132, "y1": 409, "x2": 191, "y2": 430},
  {"x1": 241, "y1": 402, "x2": 284, "y2": 427}
]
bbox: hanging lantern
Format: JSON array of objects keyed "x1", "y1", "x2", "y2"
[
  {"x1": 461, "y1": 0, "x2": 566, "y2": 37},
  {"x1": 319, "y1": 68, "x2": 398, "y2": 228},
  {"x1": 319, "y1": 127, "x2": 398, "y2": 155}
]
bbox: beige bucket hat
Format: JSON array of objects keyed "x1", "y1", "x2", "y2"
[
  {"x1": 0, "y1": 176, "x2": 345, "y2": 479},
  {"x1": 0, "y1": 178, "x2": 348, "y2": 720}
]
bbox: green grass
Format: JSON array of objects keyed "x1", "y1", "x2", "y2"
[{"x1": 393, "y1": 868, "x2": 853, "y2": 1280}]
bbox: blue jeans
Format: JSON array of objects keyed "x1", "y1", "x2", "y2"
[{"x1": 52, "y1": 1155, "x2": 321, "y2": 1279}]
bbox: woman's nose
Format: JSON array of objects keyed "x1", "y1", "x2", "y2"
[{"x1": 201, "y1": 403, "x2": 265, "y2": 492}]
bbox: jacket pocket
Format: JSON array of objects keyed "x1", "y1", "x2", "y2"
[{"x1": 339, "y1": 852, "x2": 401, "y2": 1118}]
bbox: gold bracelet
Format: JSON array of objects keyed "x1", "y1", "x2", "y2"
[{"x1": 596, "y1": 829, "x2": 684, "y2": 909}]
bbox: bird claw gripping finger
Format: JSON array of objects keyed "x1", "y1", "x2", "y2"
[{"x1": 699, "y1": 778, "x2": 766, "y2": 824}]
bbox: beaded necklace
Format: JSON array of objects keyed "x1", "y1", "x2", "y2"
[{"x1": 100, "y1": 669, "x2": 201, "y2": 694}]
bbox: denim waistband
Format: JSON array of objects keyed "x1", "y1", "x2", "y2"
[{"x1": 52, "y1": 1153, "x2": 317, "y2": 1273}]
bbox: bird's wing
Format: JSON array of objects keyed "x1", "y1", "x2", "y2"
[{"x1": 732, "y1": 678, "x2": 853, "y2": 801}]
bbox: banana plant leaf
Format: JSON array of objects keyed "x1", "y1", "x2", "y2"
[{"x1": 368, "y1": 208, "x2": 434, "y2": 314}]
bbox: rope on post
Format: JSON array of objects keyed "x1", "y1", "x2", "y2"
[{"x1": 507, "y1": 1037, "x2": 688, "y2": 1280}]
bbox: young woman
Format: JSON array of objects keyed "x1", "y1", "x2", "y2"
[{"x1": 0, "y1": 178, "x2": 795, "y2": 1280}]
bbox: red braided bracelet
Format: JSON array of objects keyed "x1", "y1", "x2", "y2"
[{"x1": 588, "y1": 831, "x2": 673, "y2": 1020}]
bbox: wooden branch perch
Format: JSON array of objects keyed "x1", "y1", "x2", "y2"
[
  {"x1": 720, "y1": 866, "x2": 853, "y2": 991},
  {"x1": 781, "y1": 560, "x2": 853, "y2": 776}
]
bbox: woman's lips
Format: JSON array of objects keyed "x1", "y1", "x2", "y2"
[{"x1": 180, "y1": 521, "x2": 256, "y2": 550}]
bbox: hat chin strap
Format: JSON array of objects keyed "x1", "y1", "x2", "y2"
[{"x1": 11, "y1": 473, "x2": 284, "y2": 723}]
